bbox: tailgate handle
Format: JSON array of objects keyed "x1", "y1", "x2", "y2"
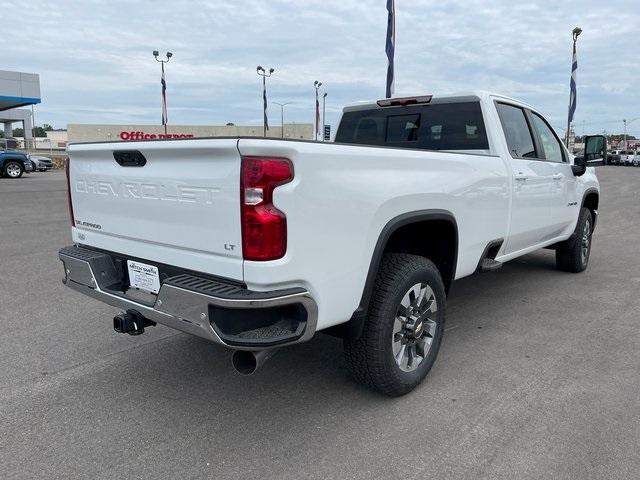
[{"x1": 113, "y1": 150, "x2": 147, "y2": 167}]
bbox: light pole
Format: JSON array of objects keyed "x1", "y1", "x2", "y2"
[
  {"x1": 322, "y1": 93, "x2": 328, "y2": 142},
  {"x1": 314, "y1": 80, "x2": 323, "y2": 140},
  {"x1": 257, "y1": 66, "x2": 275, "y2": 137},
  {"x1": 273, "y1": 102, "x2": 293, "y2": 139},
  {"x1": 565, "y1": 27, "x2": 581, "y2": 147},
  {"x1": 153, "y1": 50, "x2": 173, "y2": 135},
  {"x1": 624, "y1": 118, "x2": 640, "y2": 150}
]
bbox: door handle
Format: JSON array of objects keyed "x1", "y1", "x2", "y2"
[
  {"x1": 515, "y1": 173, "x2": 528, "y2": 181},
  {"x1": 552, "y1": 173, "x2": 563, "y2": 180}
]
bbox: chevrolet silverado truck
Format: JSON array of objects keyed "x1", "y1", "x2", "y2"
[
  {"x1": 59, "y1": 91, "x2": 604, "y2": 396},
  {"x1": 1, "y1": 149, "x2": 33, "y2": 178}
]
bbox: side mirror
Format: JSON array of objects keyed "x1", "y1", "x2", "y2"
[
  {"x1": 572, "y1": 155, "x2": 586, "y2": 176},
  {"x1": 582, "y1": 134, "x2": 607, "y2": 167}
]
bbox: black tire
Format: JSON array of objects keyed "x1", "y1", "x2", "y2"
[
  {"x1": 2, "y1": 161, "x2": 24, "y2": 179},
  {"x1": 556, "y1": 207, "x2": 593, "y2": 273},
  {"x1": 344, "y1": 253, "x2": 446, "y2": 396}
]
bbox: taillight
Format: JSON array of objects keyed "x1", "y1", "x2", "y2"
[
  {"x1": 240, "y1": 156, "x2": 293, "y2": 261},
  {"x1": 65, "y1": 156, "x2": 75, "y2": 226}
]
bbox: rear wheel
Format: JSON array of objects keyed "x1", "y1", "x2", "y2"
[
  {"x1": 3, "y1": 161, "x2": 24, "y2": 179},
  {"x1": 556, "y1": 207, "x2": 593, "y2": 273},
  {"x1": 344, "y1": 253, "x2": 446, "y2": 396}
]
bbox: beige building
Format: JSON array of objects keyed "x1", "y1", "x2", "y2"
[
  {"x1": 66, "y1": 123, "x2": 313, "y2": 144},
  {"x1": 13, "y1": 131, "x2": 69, "y2": 151}
]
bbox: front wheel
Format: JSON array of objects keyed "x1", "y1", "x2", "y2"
[
  {"x1": 556, "y1": 207, "x2": 593, "y2": 273},
  {"x1": 3, "y1": 161, "x2": 24, "y2": 179},
  {"x1": 344, "y1": 254, "x2": 446, "y2": 396}
]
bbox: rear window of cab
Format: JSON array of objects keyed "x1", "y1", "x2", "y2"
[{"x1": 335, "y1": 101, "x2": 489, "y2": 151}]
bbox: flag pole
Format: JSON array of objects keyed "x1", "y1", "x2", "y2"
[
  {"x1": 565, "y1": 27, "x2": 581, "y2": 148},
  {"x1": 314, "y1": 80, "x2": 323, "y2": 140},
  {"x1": 385, "y1": 0, "x2": 396, "y2": 99},
  {"x1": 153, "y1": 50, "x2": 172, "y2": 135},
  {"x1": 162, "y1": 62, "x2": 167, "y2": 135},
  {"x1": 257, "y1": 66, "x2": 274, "y2": 138},
  {"x1": 263, "y1": 75, "x2": 267, "y2": 137}
]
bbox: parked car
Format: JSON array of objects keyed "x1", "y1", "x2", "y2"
[
  {"x1": 611, "y1": 150, "x2": 637, "y2": 166},
  {"x1": 623, "y1": 150, "x2": 638, "y2": 166},
  {"x1": 606, "y1": 151, "x2": 618, "y2": 165},
  {"x1": 59, "y1": 91, "x2": 602, "y2": 396},
  {"x1": 620, "y1": 150, "x2": 633, "y2": 165},
  {"x1": 0, "y1": 150, "x2": 33, "y2": 178},
  {"x1": 0, "y1": 137, "x2": 20, "y2": 150},
  {"x1": 31, "y1": 155, "x2": 54, "y2": 172}
]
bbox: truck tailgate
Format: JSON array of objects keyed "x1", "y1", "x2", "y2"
[{"x1": 67, "y1": 139, "x2": 243, "y2": 281}]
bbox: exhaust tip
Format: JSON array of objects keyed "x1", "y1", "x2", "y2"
[{"x1": 232, "y1": 350, "x2": 258, "y2": 375}]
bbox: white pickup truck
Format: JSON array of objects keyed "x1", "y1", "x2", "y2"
[{"x1": 59, "y1": 91, "x2": 604, "y2": 396}]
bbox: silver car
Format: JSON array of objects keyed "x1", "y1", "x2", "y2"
[{"x1": 31, "y1": 155, "x2": 54, "y2": 172}]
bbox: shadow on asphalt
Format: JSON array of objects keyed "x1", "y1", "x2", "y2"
[{"x1": 86, "y1": 248, "x2": 565, "y2": 411}]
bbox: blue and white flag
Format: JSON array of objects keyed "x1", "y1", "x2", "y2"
[
  {"x1": 568, "y1": 42, "x2": 577, "y2": 125},
  {"x1": 161, "y1": 63, "x2": 168, "y2": 126},
  {"x1": 263, "y1": 85, "x2": 269, "y2": 131},
  {"x1": 385, "y1": 0, "x2": 395, "y2": 98}
]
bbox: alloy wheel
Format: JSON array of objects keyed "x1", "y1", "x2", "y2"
[
  {"x1": 6, "y1": 163, "x2": 21, "y2": 178},
  {"x1": 392, "y1": 283, "x2": 438, "y2": 372},
  {"x1": 581, "y1": 216, "x2": 591, "y2": 266}
]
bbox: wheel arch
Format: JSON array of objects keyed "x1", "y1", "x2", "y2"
[
  {"x1": 0, "y1": 158, "x2": 29, "y2": 167},
  {"x1": 582, "y1": 188, "x2": 599, "y2": 230},
  {"x1": 326, "y1": 209, "x2": 458, "y2": 340}
]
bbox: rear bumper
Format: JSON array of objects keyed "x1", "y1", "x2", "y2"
[{"x1": 58, "y1": 245, "x2": 318, "y2": 350}]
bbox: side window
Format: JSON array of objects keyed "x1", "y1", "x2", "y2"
[
  {"x1": 496, "y1": 103, "x2": 536, "y2": 159},
  {"x1": 531, "y1": 113, "x2": 565, "y2": 163}
]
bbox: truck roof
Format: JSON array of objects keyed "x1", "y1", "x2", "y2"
[{"x1": 342, "y1": 90, "x2": 535, "y2": 112}]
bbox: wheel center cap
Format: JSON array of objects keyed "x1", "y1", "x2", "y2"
[{"x1": 407, "y1": 319, "x2": 424, "y2": 339}]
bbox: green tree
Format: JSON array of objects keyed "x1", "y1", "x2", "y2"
[
  {"x1": 13, "y1": 127, "x2": 24, "y2": 137},
  {"x1": 32, "y1": 126, "x2": 47, "y2": 137}
]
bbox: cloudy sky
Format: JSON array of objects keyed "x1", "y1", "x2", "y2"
[{"x1": 5, "y1": 0, "x2": 640, "y2": 136}]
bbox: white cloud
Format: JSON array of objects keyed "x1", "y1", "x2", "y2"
[{"x1": 5, "y1": 0, "x2": 639, "y2": 136}]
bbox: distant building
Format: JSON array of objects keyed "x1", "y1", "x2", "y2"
[
  {"x1": 567, "y1": 127, "x2": 576, "y2": 152},
  {"x1": 12, "y1": 131, "x2": 68, "y2": 151},
  {"x1": 0, "y1": 70, "x2": 41, "y2": 148},
  {"x1": 66, "y1": 123, "x2": 314, "y2": 144},
  {"x1": 610, "y1": 137, "x2": 640, "y2": 150}
]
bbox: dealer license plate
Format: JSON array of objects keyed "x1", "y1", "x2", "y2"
[{"x1": 127, "y1": 260, "x2": 160, "y2": 294}]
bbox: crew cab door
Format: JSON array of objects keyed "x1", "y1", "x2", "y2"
[
  {"x1": 527, "y1": 111, "x2": 577, "y2": 236},
  {"x1": 495, "y1": 102, "x2": 559, "y2": 254}
]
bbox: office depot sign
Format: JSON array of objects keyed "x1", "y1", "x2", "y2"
[{"x1": 119, "y1": 131, "x2": 194, "y2": 141}]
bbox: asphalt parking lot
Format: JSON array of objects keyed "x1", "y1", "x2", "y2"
[{"x1": 1, "y1": 168, "x2": 639, "y2": 479}]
